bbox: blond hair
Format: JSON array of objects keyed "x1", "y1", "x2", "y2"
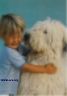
[{"x1": 0, "y1": 13, "x2": 25, "y2": 38}]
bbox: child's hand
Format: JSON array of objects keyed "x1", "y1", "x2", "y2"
[{"x1": 45, "y1": 64, "x2": 57, "y2": 74}]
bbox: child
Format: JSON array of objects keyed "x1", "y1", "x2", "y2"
[{"x1": 0, "y1": 14, "x2": 57, "y2": 95}]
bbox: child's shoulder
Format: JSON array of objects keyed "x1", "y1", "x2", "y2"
[
  {"x1": 5, "y1": 46, "x2": 24, "y2": 60},
  {"x1": 19, "y1": 43, "x2": 31, "y2": 56},
  {"x1": 2, "y1": 46, "x2": 23, "y2": 57},
  {"x1": 6, "y1": 46, "x2": 16, "y2": 53}
]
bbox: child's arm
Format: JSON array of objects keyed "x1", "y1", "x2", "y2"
[
  {"x1": 21, "y1": 64, "x2": 57, "y2": 74},
  {"x1": 8, "y1": 48, "x2": 57, "y2": 74}
]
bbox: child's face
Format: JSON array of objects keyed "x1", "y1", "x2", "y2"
[{"x1": 4, "y1": 31, "x2": 23, "y2": 49}]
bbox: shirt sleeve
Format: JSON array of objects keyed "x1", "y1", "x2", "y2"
[{"x1": 7, "y1": 47, "x2": 26, "y2": 68}]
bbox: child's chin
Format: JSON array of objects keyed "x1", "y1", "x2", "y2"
[{"x1": 11, "y1": 45, "x2": 19, "y2": 49}]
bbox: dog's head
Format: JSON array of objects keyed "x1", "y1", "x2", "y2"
[{"x1": 24, "y1": 19, "x2": 66, "y2": 54}]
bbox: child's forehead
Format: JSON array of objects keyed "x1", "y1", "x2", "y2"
[
  {"x1": 8, "y1": 31, "x2": 22, "y2": 36},
  {"x1": 5, "y1": 27, "x2": 23, "y2": 35}
]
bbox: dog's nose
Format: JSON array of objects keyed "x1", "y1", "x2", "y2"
[{"x1": 24, "y1": 33, "x2": 30, "y2": 41}]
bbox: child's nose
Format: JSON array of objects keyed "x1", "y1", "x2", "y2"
[{"x1": 13, "y1": 38, "x2": 18, "y2": 43}]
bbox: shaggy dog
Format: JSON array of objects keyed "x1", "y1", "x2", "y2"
[{"x1": 18, "y1": 19, "x2": 67, "y2": 96}]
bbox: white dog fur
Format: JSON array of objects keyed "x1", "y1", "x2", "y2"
[{"x1": 18, "y1": 19, "x2": 67, "y2": 96}]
